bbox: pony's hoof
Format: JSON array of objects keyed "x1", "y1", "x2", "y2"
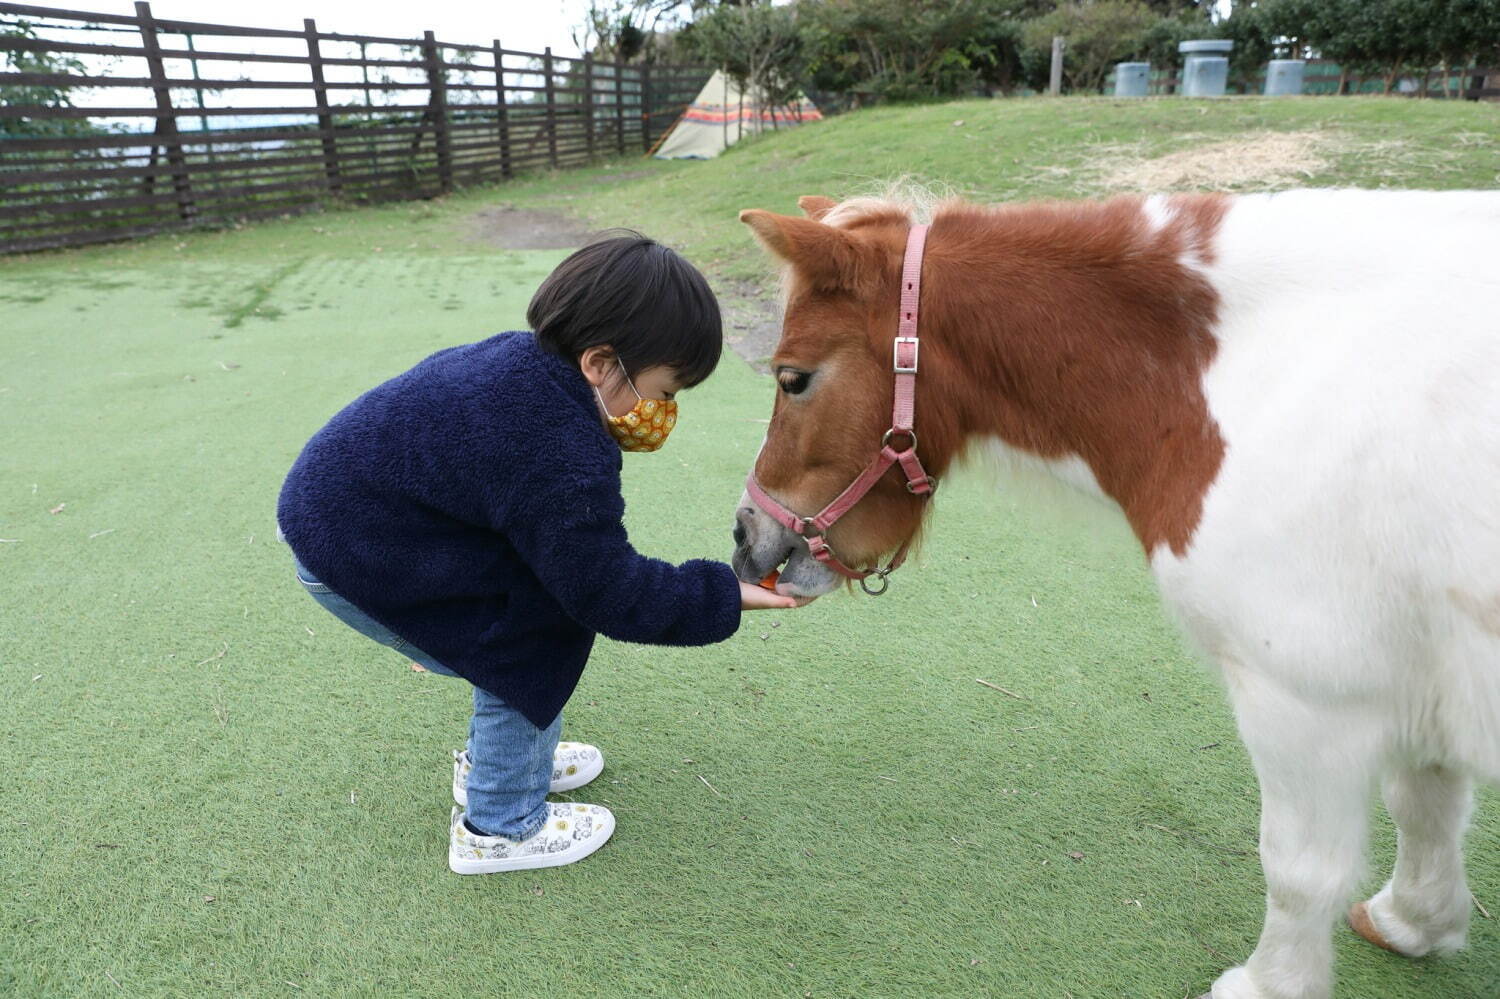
[
  {"x1": 1349, "y1": 888, "x2": 1469, "y2": 956},
  {"x1": 1348, "y1": 900, "x2": 1398, "y2": 953},
  {"x1": 1207, "y1": 966, "x2": 1269, "y2": 999}
]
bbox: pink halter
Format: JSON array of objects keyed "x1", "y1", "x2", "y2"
[{"x1": 745, "y1": 223, "x2": 937, "y2": 596}]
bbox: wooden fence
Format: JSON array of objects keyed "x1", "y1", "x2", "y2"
[{"x1": 0, "y1": 2, "x2": 713, "y2": 254}]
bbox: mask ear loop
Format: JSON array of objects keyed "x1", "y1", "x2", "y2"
[
  {"x1": 593, "y1": 355, "x2": 640, "y2": 420},
  {"x1": 615, "y1": 357, "x2": 644, "y2": 403}
]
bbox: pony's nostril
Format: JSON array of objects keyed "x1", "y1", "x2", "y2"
[{"x1": 732, "y1": 522, "x2": 748, "y2": 548}]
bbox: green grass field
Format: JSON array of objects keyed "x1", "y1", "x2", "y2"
[{"x1": 3, "y1": 97, "x2": 1498, "y2": 998}]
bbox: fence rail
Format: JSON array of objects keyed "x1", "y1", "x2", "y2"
[{"x1": 0, "y1": 2, "x2": 712, "y2": 254}]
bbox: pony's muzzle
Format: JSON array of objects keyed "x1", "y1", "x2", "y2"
[{"x1": 731, "y1": 495, "x2": 840, "y2": 598}]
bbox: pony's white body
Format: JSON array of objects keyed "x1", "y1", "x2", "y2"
[
  {"x1": 736, "y1": 187, "x2": 1500, "y2": 999},
  {"x1": 1141, "y1": 189, "x2": 1500, "y2": 998}
]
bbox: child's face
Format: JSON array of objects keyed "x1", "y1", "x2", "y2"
[
  {"x1": 622, "y1": 365, "x2": 683, "y2": 404},
  {"x1": 582, "y1": 347, "x2": 684, "y2": 419}
]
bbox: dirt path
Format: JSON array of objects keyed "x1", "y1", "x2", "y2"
[{"x1": 464, "y1": 206, "x2": 597, "y2": 249}]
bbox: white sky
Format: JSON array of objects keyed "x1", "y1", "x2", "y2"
[{"x1": 85, "y1": 0, "x2": 595, "y2": 55}]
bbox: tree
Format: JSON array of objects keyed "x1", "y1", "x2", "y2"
[
  {"x1": 1262, "y1": 0, "x2": 1500, "y2": 95},
  {"x1": 1021, "y1": 1, "x2": 1161, "y2": 93},
  {"x1": 1427, "y1": 0, "x2": 1500, "y2": 95},
  {"x1": 684, "y1": 2, "x2": 807, "y2": 116},
  {"x1": 571, "y1": 0, "x2": 693, "y2": 63},
  {"x1": 800, "y1": 0, "x2": 1028, "y2": 101},
  {"x1": 1, "y1": 20, "x2": 97, "y2": 138}
]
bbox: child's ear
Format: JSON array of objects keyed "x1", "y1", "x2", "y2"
[{"x1": 577, "y1": 344, "x2": 617, "y2": 388}]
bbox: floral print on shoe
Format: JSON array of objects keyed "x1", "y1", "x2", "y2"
[
  {"x1": 447, "y1": 803, "x2": 615, "y2": 874},
  {"x1": 452, "y1": 742, "x2": 604, "y2": 806}
]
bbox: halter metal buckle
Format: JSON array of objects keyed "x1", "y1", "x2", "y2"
[{"x1": 893, "y1": 337, "x2": 919, "y2": 374}]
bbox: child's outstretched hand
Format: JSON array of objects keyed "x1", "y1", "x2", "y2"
[{"x1": 739, "y1": 580, "x2": 801, "y2": 611}]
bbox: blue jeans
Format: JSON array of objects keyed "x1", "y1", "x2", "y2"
[{"x1": 294, "y1": 558, "x2": 558, "y2": 839}]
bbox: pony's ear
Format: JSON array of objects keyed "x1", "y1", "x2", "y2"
[
  {"x1": 738, "y1": 209, "x2": 878, "y2": 295},
  {"x1": 797, "y1": 195, "x2": 837, "y2": 221}
]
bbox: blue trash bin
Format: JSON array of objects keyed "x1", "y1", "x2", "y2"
[
  {"x1": 1264, "y1": 59, "x2": 1306, "y2": 96},
  {"x1": 1179, "y1": 39, "x2": 1233, "y2": 97},
  {"x1": 1114, "y1": 62, "x2": 1150, "y2": 97}
]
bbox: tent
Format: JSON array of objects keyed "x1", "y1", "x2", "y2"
[{"x1": 652, "y1": 70, "x2": 822, "y2": 160}]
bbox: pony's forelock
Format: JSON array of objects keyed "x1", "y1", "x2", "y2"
[{"x1": 820, "y1": 178, "x2": 951, "y2": 229}]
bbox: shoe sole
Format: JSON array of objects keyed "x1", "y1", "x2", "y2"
[
  {"x1": 448, "y1": 811, "x2": 615, "y2": 874},
  {"x1": 452, "y1": 753, "x2": 604, "y2": 806}
]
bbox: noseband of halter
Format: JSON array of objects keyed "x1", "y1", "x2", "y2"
[{"x1": 744, "y1": 222, "x2": 937, "y2": 596}]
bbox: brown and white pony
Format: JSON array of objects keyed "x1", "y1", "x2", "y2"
[{"x1": 731, "y1": 189, "x2": 1500, "y2": 999}]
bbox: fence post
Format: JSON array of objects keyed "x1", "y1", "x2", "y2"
[
  {"x1": 543, "y1": 46, "x2": 559, "y2": 168},
  {"x1": 1049, "y1": 36, "x2": 1065, "y2": 96},
  {"x1": 613, "y1": 59, "x2": 626, "y2": 155},
  {"x1": 422, "y1": 30, "x2": 453, "y2": 193},
  {"x1": 640, "y1": 63, "x2": 653, "y2": 152},
  {"x1": 492, "y1": 40, "x2": 512, "y2": 179},
  {"x1": 358, "y1": 41, "x2": 377, "y2": 169},
  {"x1": 304, "y1": 19, "x2": 342, "y2": 195},
  {"x1": 183, "y1": 33, "x2": 214, "y2": 164},
  {"x1": 582, "y1": 52, "x2": 596, "y2": 162},
  {"x1": 135, "y1": 1, "x2": 194, "y2": 220}
]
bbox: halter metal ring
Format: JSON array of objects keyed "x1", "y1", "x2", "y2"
[
  {"x1": 860, "y1": 569, "x2": 891, "y2": 596},
  {"x1": 881, "y1": 428, "x2": 918, "y2": 453}
]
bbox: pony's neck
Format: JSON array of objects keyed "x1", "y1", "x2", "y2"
[{"x1": 922, "y1": 195, "x2": 1229, "y2": 557}]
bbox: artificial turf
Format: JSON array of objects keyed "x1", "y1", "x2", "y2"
[{"x1": 3, "y1": 96, "x2": 1498, "y2": 998}]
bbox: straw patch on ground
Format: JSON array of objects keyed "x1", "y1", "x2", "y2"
[{"x1": 1096, "y1": 129, "x2": 1343, "y2": 192}]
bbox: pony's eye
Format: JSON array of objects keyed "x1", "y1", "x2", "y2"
[{"x1": 777, "y1": 369, "x2": 812, "y2": 396}]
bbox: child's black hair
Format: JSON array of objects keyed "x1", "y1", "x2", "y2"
[{"x1": 528, "y1": 230, "x2": 722, "y2": 387}]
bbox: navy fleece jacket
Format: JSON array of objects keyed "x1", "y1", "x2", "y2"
[{"x1": 276, "y1": 331, "x2": 742, "y2": 727}]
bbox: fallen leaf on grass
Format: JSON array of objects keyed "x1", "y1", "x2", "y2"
[
  {"x1": 410, "y1": 662, "x2": 426, "y2": 672},
  {"x1": 49, "y1": 502, "x2": 65, "y2": 515},
  {"x1": 218, "y1": 361, "x2": 240, "y2": 371},
  {"x1": 202, "y1": 895, "x2": 216, "y2": 903},
  {"x1": 1068, "y1": 851, "x2": 1086, "y2": 861}
]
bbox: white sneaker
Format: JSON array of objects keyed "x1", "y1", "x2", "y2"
[
  {"x1": 448, "y1": 803, "x2": 615, "y2": 874},
  {"x1": 451, "y1": 742, "x2": 604, "y2": 806}
]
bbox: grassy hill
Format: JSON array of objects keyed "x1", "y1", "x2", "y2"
[{"x1": 2, "y1": 96, "x2": 1497, "y2": 998}]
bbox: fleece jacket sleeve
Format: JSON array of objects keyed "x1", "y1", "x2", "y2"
[{"x1": 500, "y1": 479, "x2": 743, "y2": 647}]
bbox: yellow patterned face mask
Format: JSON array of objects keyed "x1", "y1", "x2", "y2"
[{"x1": 596, "y1": 362, "x2": 678, "y2": 453}]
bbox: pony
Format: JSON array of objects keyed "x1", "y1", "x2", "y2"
[{"x1": 730, "y1": 188, "x2": 1500, "y2": 999}]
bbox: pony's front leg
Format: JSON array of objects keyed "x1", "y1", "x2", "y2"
[
  {"x1": 1351, "y1": 762, "x2": 1473, "y2": 956},
  {"x1": 1206, "y1": 674, "x2": 1380, "y2": 999}
]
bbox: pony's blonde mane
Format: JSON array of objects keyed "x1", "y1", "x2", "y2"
[{"x1": 820, "y1": 178, "x2": 953, "y2": 229}]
